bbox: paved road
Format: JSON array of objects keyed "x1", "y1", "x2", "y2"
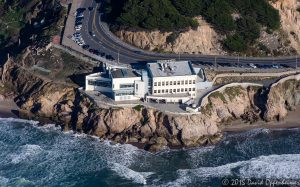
[{"x1": 77, "y1": 0, "x2": 299, "y2": 67}]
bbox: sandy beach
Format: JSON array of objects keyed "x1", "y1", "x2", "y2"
[
  {"x1": 222, "y1": 106, "x2": 300, "y2": 132},
  {"x1": 0, "y1": 100, "x2": 19, "y2": 118}
]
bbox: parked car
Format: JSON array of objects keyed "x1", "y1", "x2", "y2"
[
  {"x1": 88, "y1": 7, "x2": 94, "y2": 11},
  {"x1": 249, "y1": 63, "x2": 257, "y2": 69},
  {"x1": 76, "y1": 8, "x2": 86, "y2": 13},
  {"x1": 93, "y1": 50, "x2": 100, "y2": 55},
  {"x1": 76, "y1": 13, "x2": 84, "y2": 18},
  {"x1": 106, "y1": 55, "x2": 114, "y2": 61},
  {"x1": 82, "y1": 45, "x2": 89, "y2": 50},
  {"x1": 89, "y1": 31, "x2": 96, "y2": 37}
]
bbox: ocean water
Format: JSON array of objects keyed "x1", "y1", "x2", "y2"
[{"x1": 1, "y1": 118, "x2": 300, "y2": 187}]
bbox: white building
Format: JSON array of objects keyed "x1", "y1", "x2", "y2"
[
  {"x1": 86, "y1": 68, "x2": 147, "y2": 101},
  {"x1": 85, "y1": 60, "x2": 211, "y2": 103},
  {"x1": 146, "y1": 60, "x2": 198, "y2": 103}
]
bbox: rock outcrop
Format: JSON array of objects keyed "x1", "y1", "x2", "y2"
[
  {"x1": 264, "y1": 74, "x2": 300, "y2": 121},
  {"x1": 115, "y1": 1, "x2": 300, "y2": 55},
  {"x1": 1, "y1": 58, "x2": 300, "y2": 151},
  {"x1": 115, "y1": 17, "x2": 225, "y2": 55},
  {"x1": 272, "y1": 0, "x2": 300, "y2": 53}
]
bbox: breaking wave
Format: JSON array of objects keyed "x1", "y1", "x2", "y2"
[{"x1": 0, "y1": 118, "x2": 300, "y2": 186}]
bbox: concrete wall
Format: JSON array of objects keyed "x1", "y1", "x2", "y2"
[
  {"x1": 198, "y1": 82, "x2": 263, "y2": 110},
  {"x1": 270, "y1": 73, "x2": 300, "y2": 88},
  {"x1": 212, "y1": 70, "x2": 300, "y2": 84}
]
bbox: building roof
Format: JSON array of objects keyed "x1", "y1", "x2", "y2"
[
  {"x1": 111, "y1": 68, "x2": 139, "y2": 79},
  {"x1": 147, "y1": 61, "x2": 196, "y2": 78}
]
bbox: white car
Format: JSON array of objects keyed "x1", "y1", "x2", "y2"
[
  {"x1": 75, "y1": 13, "x2": 84, "y2": 18},
  {"x1": 249, "y1": 63, "x2": 257, "y2": 69},
  {"x1": 75, "y1": 26, "x2": 82, "y2": 31}
]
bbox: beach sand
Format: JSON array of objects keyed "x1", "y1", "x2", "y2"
[
  {"x1": 0, "y1": 100, "x2": 19, "y2": 118},
  {"x1": 222, "y1": 106, "x2": 300, "y2": 132}
]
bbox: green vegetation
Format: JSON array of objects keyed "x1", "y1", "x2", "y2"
[
  {"x1": 0, "y1": 1, "x2": 26, "y2": 47},
  {"x1": 105, "y1": 0, "x2": 198, "y2": 31},
  {"x1": 133, "y1": 104, "x2": 144, "y2": 111},
  {"x1": 104, "y1": 0, "x2": 280, "y2": 52},
  {"x1": 208, "y1": 91, "x2": 227, "y2": 103},
  {"x1": 224, "y1": 86, "x2": 244, "y2": 101}
]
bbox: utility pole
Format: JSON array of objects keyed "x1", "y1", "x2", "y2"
[
  {"x1": 117, "y1": 50, "x2": 120, "y2": 64},
  {"x1": 214, "y1": 56, "x2": 217, "y2": 69},
  {"x1": 296, "y1": 55, "x2": 298, "y2": 69}
]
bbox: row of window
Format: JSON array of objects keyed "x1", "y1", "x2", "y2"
[
  {"x1": 154, "y1": 80, "x2": 195, "y2": 87},
  {"x1": 153, "y1": 87, "x2": 196, "y2": 94},
  {"x1": 88, "y1": 80, "x2": 111, "y2": 88},
  {"x1": 115, "y1": 91, "x2": 134, "y2": 96}
]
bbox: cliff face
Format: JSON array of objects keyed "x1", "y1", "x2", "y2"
[
  {"x1": 1, "y1": 58, "x2": 300, "y2": 151},
  {"x1": 115, "y1": 1, "x2": 300, "y2": 55},
  {"x1": 272, "y1": 0, "x2": 300, "y2": 53},
  {"x1": 115, "y1": 17, "x2": 225, "y2": 55},
  {"x1": 264, "y1": 75, "x2": 300, "y2": 121}
]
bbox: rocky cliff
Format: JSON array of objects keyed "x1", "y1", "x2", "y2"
[
  {"x1": 272, "y1": 0, "x2": 300, "y2": 53},
  {"x1": 115, "y1": 1, "x2": 300, "y2": 55},
  {"x1": 1, "y1": 58, "x2": 300, "y2": 151},
  {"x1": 115, "y1": 17, "x2": 225, "y2": 55}
]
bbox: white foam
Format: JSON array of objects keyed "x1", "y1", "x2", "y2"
[
  {"x1": 10, "y1": 177, "x2": 35, "y2": 186},
  {"x1": 167, "y1": 154, "x2": 300, "y2": 186},
  {"x1": 36, "y1": 123, "x2": 61, "y2": 132},
  {"x1": 110, "y1": 163, "x2": 153, "y2": 185},
  {"x1": 0, "y1": 118, "x2": 39, "y2": 126},
  {"x1": 238, "y1": 154, "x2": 300, "y2": 179},
  {"x1": 0, "y1": 176, "x2": 9, "y2": 186},
  {"x1": 227, "y1": 128, "x2": 271, "y2": 139},
  {"x1": 10, "y1": 144, "x2": 43, "y2": 164}
]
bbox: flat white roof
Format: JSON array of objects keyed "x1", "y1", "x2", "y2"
[{"x1": 147, "y1": 61, "x2": 196, "y2": 77}]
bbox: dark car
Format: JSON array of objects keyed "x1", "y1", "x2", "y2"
[
  {"x1": 75, "y1": 17, "x2": 84, "y2": 21},
  {"x1": 93, "y1": 50, "x2": 100, "y2": 55},
  {"x1": 75, "y1": 21, "x2": 82, "y2": 26},
  {"x1": 82, "y1": 45, "x2": 89, "y2": 50},
  {"x1": 106, "y1": 55, "x2": 114, "y2": 61},
  {"x1": 100, "y1": 52, "x2": 105, "y2": 57},
  {"x1": 76, "y1": 8, "x2": 86, "y2": 12},
  {"x1": 88, "y1": 7, "x2": 94, "y2": 11},
  {"x1": 89, "y1": 49, "x2": 95, "y2": 53}
]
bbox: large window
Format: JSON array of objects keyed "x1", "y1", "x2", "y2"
[
  {"x1": 115, "y1": 91, "x2": 134, "y2": 96},
  {"x1": 88, "y1": 80, "x2": 112, "y2": 88},
  {"x1": 120, "y1": 83, "x2": 134, "y2": 89}
]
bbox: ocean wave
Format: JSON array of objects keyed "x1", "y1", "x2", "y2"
[
  {"x1": 0, "y1": 117, "x2": 39, "y2": 126},
  {"x1": 226, "y1": 128, "x2": 271, "y2": 139},
  {"x1": 110, "y1": 163, "x2": 154, "y2": 185},
  {"x1": 168, "y1": 154, "x2": 300, "y2": 186},
  {"x1": 10, "y1": 144, "x2": 43, "y2": 164},
  {"x1": 0, "y1": 176, "x2": 9, "y2": 186}
]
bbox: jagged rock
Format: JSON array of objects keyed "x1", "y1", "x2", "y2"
[{"x1": 1, "y1": 58, "x2": 300, "y2": 151}]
